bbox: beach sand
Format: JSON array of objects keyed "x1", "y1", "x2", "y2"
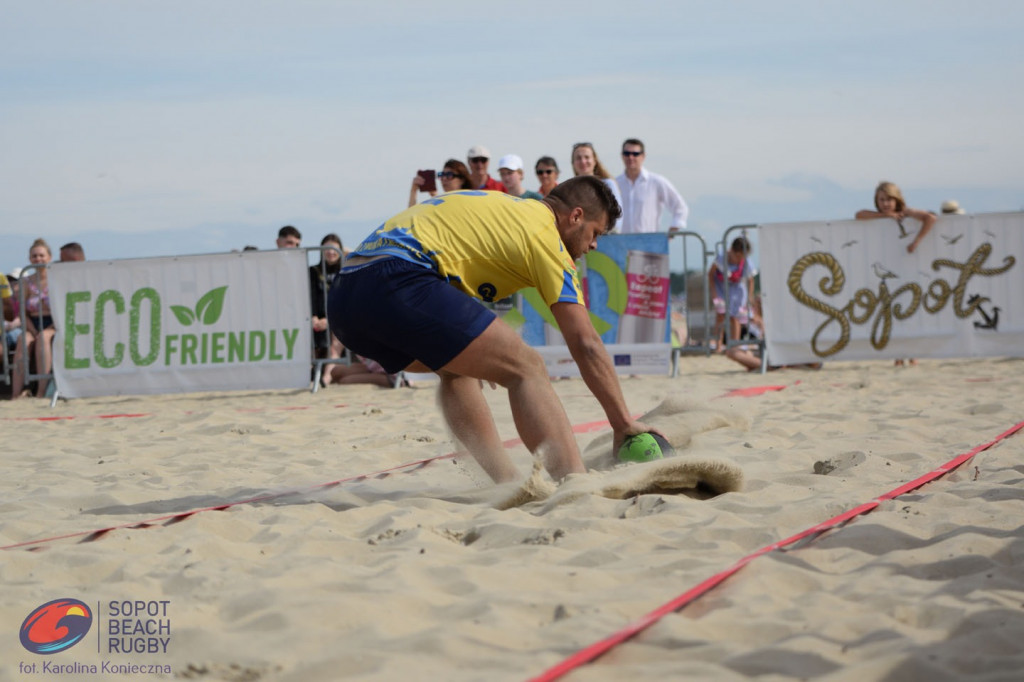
[{"x1": 1, "y1": 355, "x2": 1022, "y2": 681}]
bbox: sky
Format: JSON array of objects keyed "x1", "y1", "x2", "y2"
[{"x1": 2, "y1": 0, "x2": 1023, "y2": 275}]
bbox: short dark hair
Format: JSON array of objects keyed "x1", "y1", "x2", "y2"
[
  {"x1": 535, "y1": 156, "x2": 559, "y2": 171},
  {"x1": 443, "y1": 159, "x2": 473, "y2": 190},
  {"x1": 622, "y1": 138, "x2": 645, "y2": 154},
  {"x1": 547, "y1": 176, "x2": 621, "y2": 232},
  {"x1": 59, "y1": 242, "x2": 85, "y2": 259},
  {"x1": 730, "y1": 236, "x2": 751, "y2": 254},
  {"x1": 278, "y1": 225, "x2": 302, "y2": 240}
]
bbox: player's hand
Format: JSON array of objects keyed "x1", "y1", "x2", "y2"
[{"x1": 612, "y1": 420, "x2": 666, "y2": 456}]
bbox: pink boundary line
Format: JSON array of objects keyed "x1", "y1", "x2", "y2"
[
  {"x1": 528, "y1": 419, "x2": 1024, "y2": 682},
  {"x1": 0, "y1": 418, "x2": 615, "y2": 552}
]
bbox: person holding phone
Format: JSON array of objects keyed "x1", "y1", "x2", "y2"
[{"x1": 408, "y1": 159, "x2": 473, "y2": 207}]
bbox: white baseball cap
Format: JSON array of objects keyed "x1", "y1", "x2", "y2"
[
  {"x1": 467, "y1": 145, "x2": 491, "y2": 160},
  {"x1": 497, "y1": 154, "x2": 524, "y2": 172}
]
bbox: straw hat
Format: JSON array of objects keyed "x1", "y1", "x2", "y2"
[{"x1": 941, "y1": 200, "x2": 965, "y2": 215}]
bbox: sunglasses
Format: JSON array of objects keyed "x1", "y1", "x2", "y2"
[
  {"x1": 572, "y1": 142, "x2": 592, "y2": 149},
  {"x1": 469, "y1": 156, "x2": 488, "y2": 164},
  {"x1": 622, "y1": 150, "x2": 643, "y2": 157},
  {"x1": 536, "y1": 169, "x2": 555, "y2": 175},
  {"x1": 437, "y1": 171, "x2": 456, "y2": 179}
]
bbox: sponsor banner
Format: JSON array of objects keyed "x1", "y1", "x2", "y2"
[
  {"x1": 536, "y1": 343, "x2": 673, "y2": 378},
  {"x1": 50, "y1": 250, "x2": 312, "y2": 398},
  {"x1": 514, "y1": 233, "x2": 671, "y2": 375},
  {"x1": 760, "y1": 213, "x2": 1023, "y2": 364}
]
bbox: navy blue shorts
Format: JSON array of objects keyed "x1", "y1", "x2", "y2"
[{"x1": 327, "y1": 258, "x2": 496, "y2": 374}]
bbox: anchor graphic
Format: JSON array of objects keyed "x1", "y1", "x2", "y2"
[{"x1": 968, "y1": 294, "x2": 1000, "y2": 331}]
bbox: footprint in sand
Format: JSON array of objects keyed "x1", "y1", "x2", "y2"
[{"x1": 813, "y1": 450, "x2": 867, "y2": 475}]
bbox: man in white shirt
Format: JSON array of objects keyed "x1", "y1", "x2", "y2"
[{"x1": 615, "y1": 138, "x2": 689, "y2": 234}]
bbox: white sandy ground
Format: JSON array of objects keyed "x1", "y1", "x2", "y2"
[{"x1": 1, "y1": 355, "x2": 1022, "y2": 682}]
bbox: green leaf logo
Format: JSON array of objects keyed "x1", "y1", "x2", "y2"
[
  {"x1": 171, "y1": 306, "x2": 196, "y2": 325},
  {"x1": 196, "y1": 286, "x2": 228, "y2": 325},
  {"x1": 172, "y1": 286, "x2": 228, "y2": 327}
]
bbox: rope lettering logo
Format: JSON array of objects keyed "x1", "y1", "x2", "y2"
[
  {"x1": 20, "y1": 598, "x2": 93, "y2": 654},
  {"x1": 787, "y1": 243, "x2": 1015, "y2": 357}
]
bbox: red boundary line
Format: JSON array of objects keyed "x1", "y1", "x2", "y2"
[
  {"x1": 0, "y1": 384, "x2": 794, "y2": 551},
  {"x1": 0, "y1": 405, "x2": 362, "y2": 422},
  {"x1": 527, "y1": 419, "x2": 1024, "y2": 682},
  {"x1": 0, "y1": 418, "x2": 615, "y2": 552}
]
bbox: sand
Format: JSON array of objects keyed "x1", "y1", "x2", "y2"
[{"x1": 1, "y1": 355, "x2": 1022, "y2": 681}]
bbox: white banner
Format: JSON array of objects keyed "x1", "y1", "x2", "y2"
[
  {"x1": 49, "y1": 250, "x2": 312, "y2": 398},
  {"x1": 760, "y1": 213, "x2": 1022, "y2": 364}
]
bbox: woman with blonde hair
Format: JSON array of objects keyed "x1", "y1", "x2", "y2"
[
  {"x1": 856, "y1": 181, "x2": 936, "y2": 254},
  {"x1": 11, "y1": 238, "x2": 54, "y2": 398},
  {"x1": 570, "y1": 142, "x2": 622, "y2": 229},
  {"x1": 856, "y1": 181, "x2": 936, "y2": 367}
]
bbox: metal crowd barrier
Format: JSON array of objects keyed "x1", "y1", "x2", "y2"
[
  {"x1": 668, "y1": 230, "x2": 713, "y2": 377},
  {"x1": 718, "y1": 224, "x2": 767, "y2": 373},
  {"x1": 306, "y1": 244, "x2": 354, "y2": 393}
]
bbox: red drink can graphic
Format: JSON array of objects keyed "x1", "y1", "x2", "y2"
[{"x1": 616, "y1": 250, "x2": 669, "y2": 344}]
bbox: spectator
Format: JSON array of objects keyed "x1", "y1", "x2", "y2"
[
  {"x1": 408, "y1": 159, "x2": 473, "y2": 207},
  {"x1": 328, "y1": 176, "x2": 662, "y2": 484},
  {"x1": 855, "y1": 181, "x2": 936, "y2": 254},
  {"x1": 534, "y1": 156, "x2": 560, "y2": 196},
  {"x1": 466, "y1": 145, "x2": 507, "y2": 192},
  {"x1": 328, "y1": 355, "x2": 398, "y2": 388},
  {"x1": 497, "y1": 154, "x2": 544, "y2": 200},
  {"x1": 1, "y1": 271, "x2": 14, "y2": 326},
  {"x1": 2, "y1": 269, "x2": 23, "y2": 353},
  {"x1": 59, "y1": 242, "x2": 86, "y2": 262},
  {"x1": 11, "y1": 239, "x2": 55, "y2": 399},
  {"x1": 310, "y1": 233, "x2": 345, "y2": 385},
  {"x1": 571, "y1": 142, "x2": 622, "y2": 229},
  {"x1": 708, "y1": 236, "x2": 756, "y2": 354},
  {"x1": 941, "y1": 200, "x2": 965, "y2": 215},
  {"x1": 276, "y1": 225, "x2": 302, "y2": 249},
  {"x1": 856, "y1": 181, "x2": 936, "y2": 368},
  {"x1": 616, "y1": 138, "x2": 689, "y2": 233}
]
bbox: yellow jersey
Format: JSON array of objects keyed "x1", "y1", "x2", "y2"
[{"x1": 346, "y1": 190, "x2": 583, "y2": 307}]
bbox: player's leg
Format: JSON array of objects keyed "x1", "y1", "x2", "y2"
[
  {"x1": 439, "y1": 319, "x2": 585, "y2": 482},
  {"x1": 436, "y1": 371, "x2": 520, "y2": 483}
]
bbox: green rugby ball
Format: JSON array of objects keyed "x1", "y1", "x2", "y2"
[{"x1": 617, "y1": 432, "x2": 673, "y2": 463}]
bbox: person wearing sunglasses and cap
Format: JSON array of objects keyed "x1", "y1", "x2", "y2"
[
  {"x1": 616, "y1": 138, "x2": 689, "y2": 234},
  {"x1": 329, "y1": 176, "x2": 663, "y2": 485},
  {"x1": 466, "y1": 144, "x2": 506, "y2": 192}
]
